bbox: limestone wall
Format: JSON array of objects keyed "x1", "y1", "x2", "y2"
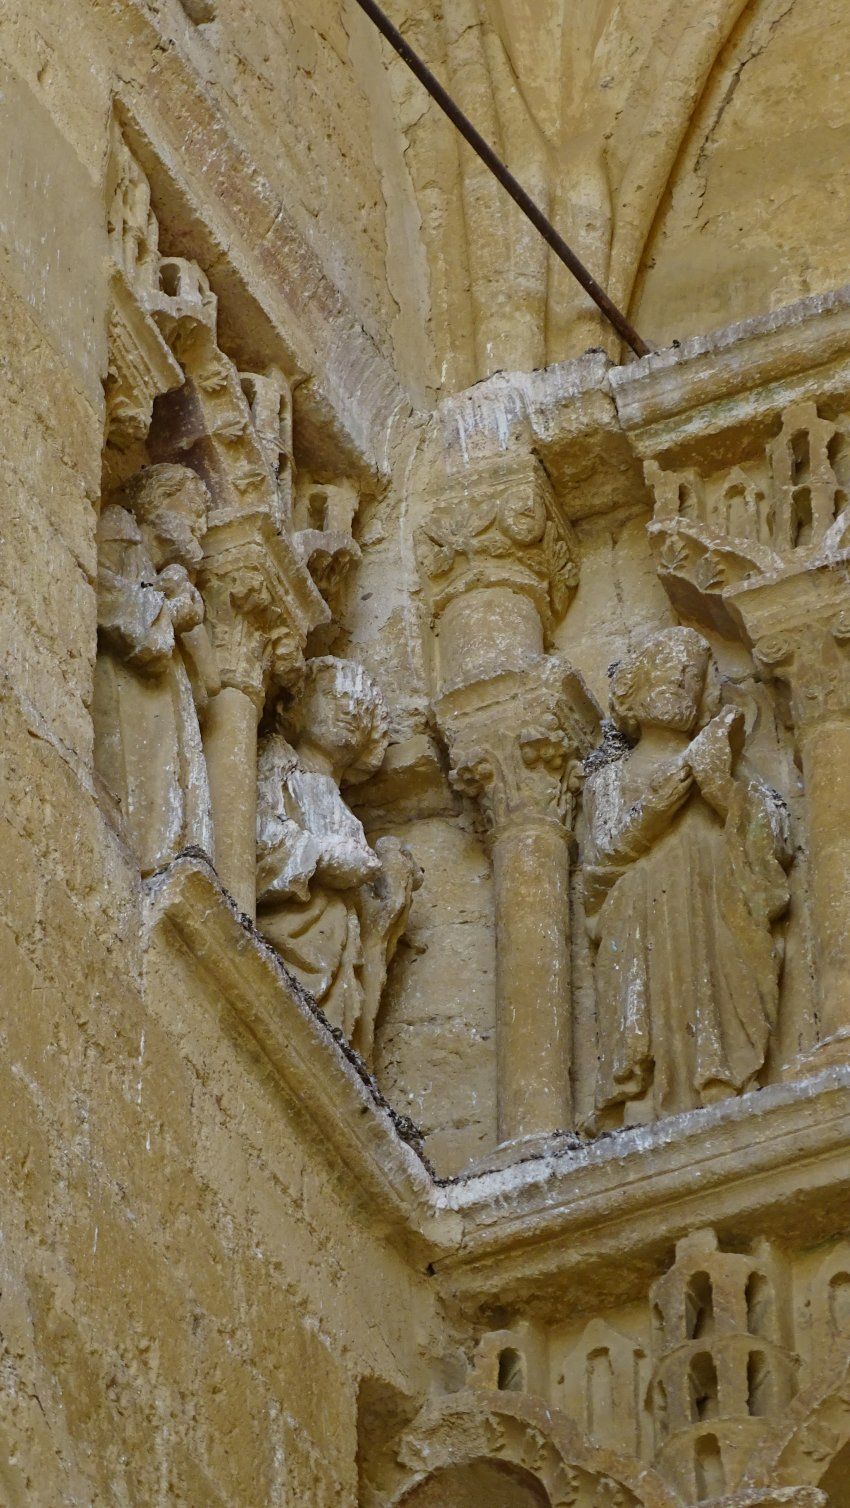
[
  {"x1": 0, "y1": 14, "x2": 439, "y2": 1500},
  {"x1": 5, "y1": 0, "x2": 850, "y2": 1503}
]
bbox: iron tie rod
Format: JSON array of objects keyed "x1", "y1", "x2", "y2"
[{"x1": 351, "y1": 0, "x2": 652, "y2": 360}]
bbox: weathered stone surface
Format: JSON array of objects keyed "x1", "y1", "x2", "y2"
[{"x1": 3, "y1": 2, "x2": 850, "y2": 1502}]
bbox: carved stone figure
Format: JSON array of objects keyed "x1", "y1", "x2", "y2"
[
  {"x1": 93, "y1": 464, "x2": 219, "y2": 874},
  {"x1": 256, "y1": 657, "x2": 420, "y2": 1057},
  {"x1": 583, "y1": 628, "x2": 792, "y2": 1128}
]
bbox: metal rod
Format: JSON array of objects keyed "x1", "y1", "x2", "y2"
[{"x1": 352, "y1": 0, "x2": 652, "y2": 360}]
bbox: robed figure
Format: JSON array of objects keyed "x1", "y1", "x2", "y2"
[
  {"x1": 93, "y1": 465, "x2": 219, "y2": 874},
  {"x1": 583, "y1": 627, "x2": 792, "y2": 1128},
  {"x1": 256, "y1": 657, "x2": 420, "y2": 1060}
]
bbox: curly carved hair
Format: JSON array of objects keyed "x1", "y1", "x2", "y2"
[
  {"x1": 285, "y1": 655, "x2": 389, "y2": 785},
  {"x1": 608, "y1": 626, "x2": 721, "y2": 742}
]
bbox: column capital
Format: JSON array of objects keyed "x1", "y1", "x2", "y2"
[
  {"x1": 417, "y1": 452, "x2": 580, "y2": 635},
  {"x1": 726, "y1": 556, "x2": 850, "y2": 729},
  {"x1": 198, "y1": 513, "x2": 329, "y2": 706},
  {"x1": 435, "y1": 657, "x2": 600, "y2": 836}
]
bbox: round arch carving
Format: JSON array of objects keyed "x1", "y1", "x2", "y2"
[
  {"x1": 745, "y1": 1348, "x2": 850, "y2": 1489},
  {"x1": 368, "y1": 1391, "x2": 678, "y2": 1508}
]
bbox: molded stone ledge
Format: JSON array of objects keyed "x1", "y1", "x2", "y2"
[
  {"x1": 431, "y1": 350, "x2": 648, "y2": 522},
  {"x1": 108, "y1": 2, "x2": 406, "y2": 492},
  {"x1": 436, "y1": 1070, "x2": 850, "y2": 1317},
  {"x1": 138, "y1": 868, "x2": 850, "y2": 1314},
  {"x1": 425, "y1": 283, "x2": 850, "y2": 529},
  {"x1": 610, "y1": 282, "x2": 850, "y2": 466},
  {"x1": 143, "y1": 854, "x2": 457, "y2": 1260}
]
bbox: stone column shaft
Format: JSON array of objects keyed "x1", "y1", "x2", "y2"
[
  {"x1": 797, "y1": 715, "x2": 850, "y2": 1044},
  {"x1": 492, "y1": 817, "x2": 572, "y2": 1141},
  {"x1": 204, "y1": 686, "x2": 259, "y2": 918},
  {"x1": 418, "y1": 452, "x2": 593, "y2": 1146}
]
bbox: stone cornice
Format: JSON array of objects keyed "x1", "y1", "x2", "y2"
[
  {"x1": 436, "y1": 1071, "x2": 850, "y2": 1318},
  {"x1": 144, "y1": 856, "x2": 455, "y2": 1262},
  {"x1": 105, "y1": 2, "x2": 409, "y2": 492},
  {"x1": 610, "y1": 284, "x2": 850, "y2": 467},
  {"x1": 144, "y1": 858, "x2": 850, "y2": 1319},
  {"x1": 426, "y1": 284, "x2": 850, "y2": 525}
]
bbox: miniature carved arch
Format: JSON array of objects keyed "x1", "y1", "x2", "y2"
[
  {"x1": 366, "y1": 1391, "x2": 678, "y2": 1508},
  {"x1": 558, "y1": 1318, "x2": 650, "y2": 1461}
]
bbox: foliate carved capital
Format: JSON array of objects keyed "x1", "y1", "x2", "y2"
[
  {"x1": 435, "y1": 657, "x2": 600, "y2": 835},
  {"x1": 726, "y1": 558, "x2": 850, "y2": 728},
  {"x1": 417, "y1": 454, "x2": 579, "y2": 634},
  {"x1": 198, "y1": 514, "x2": 329, "y2": 705}
]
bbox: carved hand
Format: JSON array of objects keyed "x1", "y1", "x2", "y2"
[
  {"x1": 687, "y1": 706, "x2": 745, "y2": 818},
  {"x1": 158, "y1": 565, "x2": 205, "y2": 634},
  {"x1": 637, "y1": 758, "x2": 695, "y2": 840}
]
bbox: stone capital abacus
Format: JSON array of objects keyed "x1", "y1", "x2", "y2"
[{"x1": 198, "y1": 512, "x2": 329, "y2": 707}]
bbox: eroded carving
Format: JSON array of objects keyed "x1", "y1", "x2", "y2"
[
  {"x1": 647, "y1": 401, "x2": 850, "y2": 1062},
  {"x1": 93, "y1": 464, "x2": 218, "y2": 874},
  {"x1": 418, "y1": 455, "x2": 580, "y2": 640},
  {"x1": 650, "y1": 1230, "x2": 797, "y2": 1499},
  {"x1": 583, "y1": 628, "x2": 792, "y2": 1128},
  {"x1": 256, "y1": 658, "x2": 419, "y2": 1057}
]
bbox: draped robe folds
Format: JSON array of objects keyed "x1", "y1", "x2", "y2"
[
  {"x1": 256, "y1": 738, "x2": 381, "y2": 1039},
  {"x1": 583, "y1": 725, "x2": 792, "y2": 1125},
  {"x1": 93, "y1": 504, "x2": 213, "y2": 875}
]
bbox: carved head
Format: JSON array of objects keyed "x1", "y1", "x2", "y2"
[
  {"x1": 114, "y1": 464, "x2": 209, "y2": 572},
  {"x1": 289, "y1": 656, "x2": 389, "y2": 785},
  {"x1": 609, "y1": 627, "x2": 720, "y2": 740}
]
